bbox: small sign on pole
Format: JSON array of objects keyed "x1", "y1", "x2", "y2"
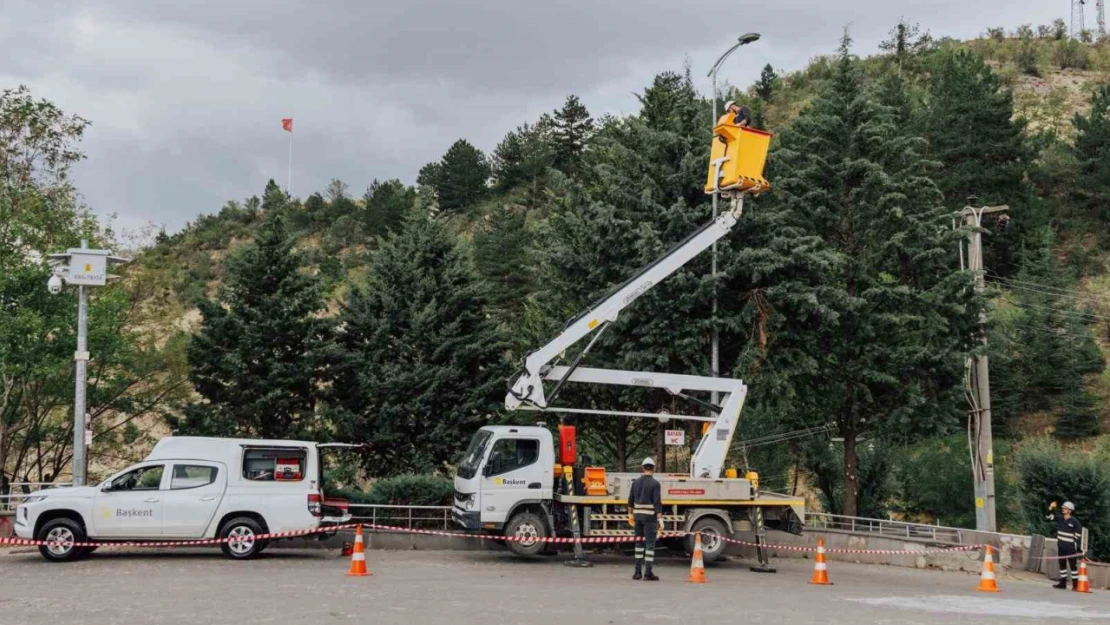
[
  {"x1": 665, "y1": 429, "x2": 685, "y2": 446},
  {"x1": 67, "y1": 253, "x2": 108, "y2": 286}
]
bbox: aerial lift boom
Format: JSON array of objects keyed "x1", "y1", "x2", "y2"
[{"x1": 506, "y1": 195, "x2": 750, "y2": 478}]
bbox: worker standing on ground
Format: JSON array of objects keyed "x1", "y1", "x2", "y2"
[
  {"x1": 628, "y1": 457, "x2": 664, "y2": 581},
  {"x1": 718, "y1": 100, "x2": 752, "y2": 129},
  {"x1": 1048, "y1": 501, "x2": 1083, "y2": 589}
]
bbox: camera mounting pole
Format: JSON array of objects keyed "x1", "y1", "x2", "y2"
[{"x1": 46, "y1": 240, "x2": 129, "y2": 486}]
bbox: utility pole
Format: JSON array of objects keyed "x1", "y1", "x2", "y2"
[
  {"x1": 959, "y1": 199, "x2": 1008, "y2": 533},
  {"x1": 47, "y1": 241, "x2": 129, "y2": 486}
]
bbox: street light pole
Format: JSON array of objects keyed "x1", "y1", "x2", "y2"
[{"x1": 707, "y1": 33, "x2": 760, "y2": 408}]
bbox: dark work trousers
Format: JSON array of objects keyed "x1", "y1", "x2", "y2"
[
  {"x1": 1060, "y1": 542, "x2": 1079, "y2": 579},
  {"x1": 634, "y1": 519, "x2": 658, "y2": 574}
]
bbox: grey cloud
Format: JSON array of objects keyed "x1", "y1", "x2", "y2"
[{"x1": 2, "y1": 0, "x2": 1068, "y2": 232}]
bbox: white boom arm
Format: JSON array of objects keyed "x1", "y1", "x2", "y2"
[{"x1": 506, "y1": 194, "x2": 747, "y2": 477}]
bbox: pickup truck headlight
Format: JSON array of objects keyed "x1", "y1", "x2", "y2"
[{"x1": 20, "y1": 496, "x2": 47, "y2": 504}]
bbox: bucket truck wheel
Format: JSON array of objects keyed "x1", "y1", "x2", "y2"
[
  {"x1": 505, "y1": 512, "x2": 548, "y2": 557},
  {"x1": 687, "y1": 517, "x2": 729, "y2": 563}
]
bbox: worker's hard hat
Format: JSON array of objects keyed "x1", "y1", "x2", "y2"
[
  {"x1": 1063, "y1": 501, "x2": 1076, "y2": 511},
  {"x1": 642, "y1": 457, "x2": 656, "y2": 468},
  {"x1": 724, "y1": 100, "x2": 737, "y2": 110}
]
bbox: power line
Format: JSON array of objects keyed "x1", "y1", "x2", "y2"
[
  {"x1": 986, "y1": 274, "x2": 1110, "y2": 306},
  {"x1": 1006, "y1": 301, "x2": 1110, "y2": 324}
]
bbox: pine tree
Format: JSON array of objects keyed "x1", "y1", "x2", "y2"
[
  {"x1": 435, "y1": 139, "x2": 489, "y2": 214},
  {"x1": 490, "y1": 122, "x2": 554, "y2": 194},
  {"x1": 331, "y1": 215, "x2": 506, "y2": 475},
  {"x1": 180, "y1": 211, "x2": 334, "y2": 439},
  {"x1": 530, "y1": 63, "x2": 743, "y2": 469},
  {"x1": 363, "y1": 178, "x2": 415, "y2": 237},
  {"x1": 924, "y1": 48, "x2": 1041, "y2": 273},
  {"x1": 551, "y1": 95, "x2": 595, "y2": 176},
  {"x1": 989, "y1": 236, "x2": 1104, "y2": 438},
  {"x1": 1072, "y1": 85, "x2": 1110, "y2": 226},
  {"x1": 756, "y1": 64, "x2": 778, "y2": 102},
  {"x1": 261, "y1": 178, "x2": 287, "y2": 212},
  {"x1": 747, "y1": 34, "x2": 982, "y2": 516},
  {"x1": 473, "y1": 202, "x2": 533, "y2": 328},
  {"x1": 638, "y1": 70, "x2": 700, "y2": 135},
  {"x1": 925, "y1": 49, "x2": 1030, "y2": 208},
  {"x1": 878, "y1": 19, "x2": 933, "y2": 74},
  {"x1": 417, "y1": 161, "x2": 443, "y2": 189}
]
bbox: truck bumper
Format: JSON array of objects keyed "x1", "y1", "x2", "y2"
[{"x1": 453, "y1": 508, "x2": 481, "y2": 531}]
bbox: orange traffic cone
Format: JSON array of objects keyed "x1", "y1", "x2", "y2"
[
  {"x1": 1075, "y1": 560, "x2": 1092, "y2": 593},
  {"x1": 976, "y1": 545, "x2": 999, "y2": 592},
  {"x1": 810, "y1": 537, "x2": 832, "y2": 585},
  {"x1": 346, "y1": 524, "x2": 371, "y2": 577},
  {"x1": 687, "y1": 533, "x2": 708, "y2": 583}
]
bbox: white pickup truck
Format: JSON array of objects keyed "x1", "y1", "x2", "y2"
[{"x1": 14, "y1": 437, "x2": 352, "y2": 562}]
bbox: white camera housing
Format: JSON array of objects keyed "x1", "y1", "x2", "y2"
[{"x1": 47, "y1": 275, "x2": 63, "y2": 294}]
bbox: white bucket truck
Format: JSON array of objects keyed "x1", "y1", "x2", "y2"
[{"x1": 454, "y1": 190, "x2": 804, "y2": 565}]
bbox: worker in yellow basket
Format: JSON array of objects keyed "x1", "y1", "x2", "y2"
[
  {"x1": 718, "y1": 100, "x2": 752, "y2": 130},
  {"x1": 628, "y1": 457, "x2": 663, "y2": 581}
]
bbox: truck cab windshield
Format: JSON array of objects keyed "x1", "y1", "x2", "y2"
[{"x1": 457, "y1": 430, "x2": 493, "y2": 479}]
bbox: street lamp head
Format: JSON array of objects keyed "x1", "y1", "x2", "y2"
[{"x1": 738, "y1": 33, "x2": 761, "y2": 45}]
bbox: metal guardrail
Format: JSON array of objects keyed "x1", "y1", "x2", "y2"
[
  {"x1": 805, "y1": 512, "x2": 993, "y2": 545},
  {"x1": 1, "y1": 482, "x2": 72, "y2": 513},
  {"x1": 347, "y1": 504, "x2": 453, "y2": 530}
]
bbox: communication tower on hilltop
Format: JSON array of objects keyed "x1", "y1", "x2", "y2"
[
  {"x1": 1097, "y1": 0, "x2": 1106, "y2": 37},
  {"x1": 1073, "y1": 0, "x2": 1087, "y2": 38}
]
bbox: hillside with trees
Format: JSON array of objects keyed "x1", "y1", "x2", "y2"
[{"x1": 4, "y1": 18, "x2": 1110, "y2": 554}]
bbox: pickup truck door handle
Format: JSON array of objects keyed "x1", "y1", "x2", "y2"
[
  {"x1": 199, "y1": 496, "x2": 216, "y2": 502},
  {"x1": 144, "y1": 497, "x2": 160, "y2": 503},
  {"x1": 528, "y1": 483, "x2": 541, "y2": 489}
]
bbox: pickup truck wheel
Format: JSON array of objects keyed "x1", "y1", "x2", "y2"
[
  {"x1": 687, "y1": 517, "x2": 729, "y2": 563},
  {"x1": 220, "y1": 517, "x2": 269, "y2": 560},
  {"x1": 505, "y1": 512, "x2": 547, "y2": 557},
  {"x1": 37, "y1": 518, "x2": 88, "y2": 563}
]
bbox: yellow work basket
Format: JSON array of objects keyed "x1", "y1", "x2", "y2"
[{"x1": 704, "y1": 125, "x2": 772, "y2": 195}]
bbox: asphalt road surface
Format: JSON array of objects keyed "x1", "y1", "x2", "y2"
[{"x1": 2, "y1": 547, "x2": 1109, "y2": 624}]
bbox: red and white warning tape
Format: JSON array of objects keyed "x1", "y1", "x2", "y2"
[
  {"x1": 0, "y1": 521, "x2": 1002, "y2": 558},
  {"x1": 361, "y1": 523, "x2": 686, "y2": 544},
  {"x1": 0, "y1": 523, "x2": 359, "y2": 549}
]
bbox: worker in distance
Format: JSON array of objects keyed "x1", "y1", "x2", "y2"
[
  {"x1": 628, "y1": 457, "x2": 664, "y2": 581},
  {"x1": 1047, "y1": 500, "x2": 1083, "y2": 589}
]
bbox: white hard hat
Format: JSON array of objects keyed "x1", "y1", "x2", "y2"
[
  {"x1": 1063, "y1": 501, "x2": 1075, "y2": 511},
  {"x1": 724, "y1": 100, "x2": 737, "y2": 110},
  {"x1": 642, "y1": 457, "x2": 656, "y2": 468}
]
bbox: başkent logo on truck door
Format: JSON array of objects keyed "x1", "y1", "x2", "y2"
[{"x1": 100, "y1": 506, "x2": 155, "y2": 519}]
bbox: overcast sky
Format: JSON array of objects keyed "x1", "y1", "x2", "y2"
[{"x1": 2, "y1": 1, "x2": 1067, "y2": 235}]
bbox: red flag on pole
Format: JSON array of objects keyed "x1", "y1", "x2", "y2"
[{"x1": 281, "y1": 118, "x2": 293, "y2": 132}]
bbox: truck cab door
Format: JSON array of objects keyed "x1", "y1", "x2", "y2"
[
  {"x1": 91, "y1": 463, "x2": 167, "y2": 537},
  {"x1": 479, "y1": 437, "x2": 544, "y2": 526},
  {"x1": 161, "y1": 462, "x2": 226, "y2": 538}
]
